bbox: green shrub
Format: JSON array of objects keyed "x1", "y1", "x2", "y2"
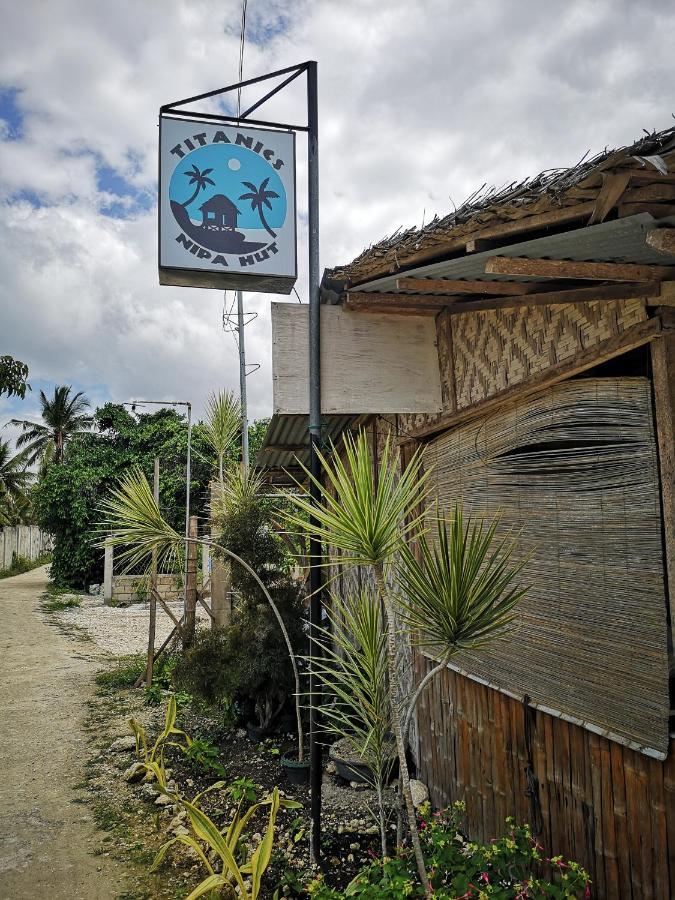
[{"x1": 306, "y1": 801, "x2": 590, "y2": 898}]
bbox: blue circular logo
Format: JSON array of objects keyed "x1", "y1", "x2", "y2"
[{"x1": 168, "y1": 143, "x2": 287, "y2": 255}]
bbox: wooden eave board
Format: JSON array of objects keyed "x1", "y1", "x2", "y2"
[{"x1": 271, "y1": 303, "x2": 442, "y2": 415}]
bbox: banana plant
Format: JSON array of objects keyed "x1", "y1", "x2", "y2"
[{"x1": 152, "y1": 786, "x2": 301, "y2": 900}]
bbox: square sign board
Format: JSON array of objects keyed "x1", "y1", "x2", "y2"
[{"x1": 159, "y1": 115, "x2": 297, "y2": 293}]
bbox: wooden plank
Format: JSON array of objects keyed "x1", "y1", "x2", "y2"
[
  {"x1": 342, "y1": 301, "x2": 439, "y2": 316},
  {"x1": 402, "y1": 315, "x2": 665, "y2": 441},
  {"x1": 588, "y1": 734, "x2": 607, "y2": 899},
  {"x1": 622, "y1": 183, "x2": 675, "y2": 202},
  {"x1": 588, "y1": 172, "x2": 631, "y2": 225},
  {"x1": 599, "y1": 739, "x2": 620, "y2": 899},
  {"x1": 445, "y1": 281, "x2": 659, "y2": 315},
  {"x1": 648, "y1": 756, "x2": 668, "y2": 900},
  {"x1": 271, "y1": 302, "x2": 442, "y2": 414},
  {"x1": 395, "y1": 277, "x2": 546, "y2": 296},
  {"x1": 619, "y1": 203, "x2": 675, "y2": 219},
  {"x1": 664, "y1": 743, "x2": 675, "y2": 900},
  {"x1": 646, "y1": 227, "x2": 675, "y2": 254},
  {"x1": 650, "y1": 331, "x2": 675, "y2": 654},
  {"x1": 634, "y1": 754, "x2": 654, "y2": 900},
  {"x1": 485, "y1": 256, "x2": 675, "y2": 282},
  {"x1": 609, "y1": 742, "x2": 632, "y2": 898}
]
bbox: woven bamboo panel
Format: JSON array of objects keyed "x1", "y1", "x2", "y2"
[
  {"x1": 452, "y1": 299, "x2": 647, "y2": 409},
  {"x1": 426, "y1": 377, "x2": 670, "y2": 755}
]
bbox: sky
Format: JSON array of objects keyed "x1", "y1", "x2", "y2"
[{"x1": 2, "y1": 0, "x2": 675, "y2": 445}]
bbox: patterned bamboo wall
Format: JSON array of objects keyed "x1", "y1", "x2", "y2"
[
  {"x1": 397, "y1": 298, "x2": 648, "y2": 438},
  {"x1": 452, "y1": 298, "x2": 647, "y2": 410},
  {"x1": 415, "y1": 656, "x2": 675, "y2": 900}
]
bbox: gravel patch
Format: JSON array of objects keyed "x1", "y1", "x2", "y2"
[{"x1": 56, "y1": 595, "x2": 209, "y2": 655}]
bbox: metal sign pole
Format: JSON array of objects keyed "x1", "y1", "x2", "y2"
[
  {"x1": 306, "y1": 59, "x2": 323, "y2": 866},
  {"x1": 237, "y1": 290, "x2": 250, "y2": 471}
]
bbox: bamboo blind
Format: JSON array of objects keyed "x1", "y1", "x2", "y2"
[{"x1": 426, "y1": 377, "x2": 670, "y2": 756}]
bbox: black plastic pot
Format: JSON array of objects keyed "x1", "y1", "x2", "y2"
[
  {"x1": 281, "y1": 750, "x2": 311, "y2": 785},
  {"x1": 329, "y1": 737, "x2": 398, "y2": 785},
  {"x1": 246, "y1": 722, "x2": 269, "y2": 743}
]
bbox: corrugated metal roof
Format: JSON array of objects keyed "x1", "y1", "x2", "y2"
[
  {"x1": 350, "y1": 213, "x2": 675, "y2": 295},
  {"x1": 255, "y1": 413, "x2": 356, "y2": 477}
]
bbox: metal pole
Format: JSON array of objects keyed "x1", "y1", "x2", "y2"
[
  {"x1": 306, "y1": 59, "x2": 322, "y2": 865},
  {"x1": 237, "y1": 290, "x2": 250, "y2": 470},
  {"x1": 184, "y1": 402, "x2": 192, "y2": 619}
]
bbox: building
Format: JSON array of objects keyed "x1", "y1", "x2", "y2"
[
  {"x1": 199, "y1": 193, "x2": 240, "y2": 230},
  {"x1": 258, "y1": 126, "x2": 675, "y2": 898}
]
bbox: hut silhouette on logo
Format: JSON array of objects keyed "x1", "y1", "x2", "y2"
[{"x1": 200, "y1": 194, "x2": 241, "y2": 232}]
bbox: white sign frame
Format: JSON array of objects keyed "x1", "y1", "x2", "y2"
[{"x1": 159, "y1": 115, "x2": 297, "y2": 293}]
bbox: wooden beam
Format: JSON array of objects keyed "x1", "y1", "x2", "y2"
[
  {"x1": 646, "y1": 228, "x2": 675, "y2": 254},
  {"x1": 394, "y1": 277, "x2": 545, "y2": 296},
  {"x1": 343, "y1": 291, "x2": 448, "y2": 314},
  {"x1": 465, "y1": 238, "x2": 495, "y2": 253},
  {"x1": 445, "y1": 282, "x2": 660, "y2": 315},
  {"x1": 401, "y1": 314, "x2": 666, "y2": 442},
  {"x1": 650, "y1": 329, "x2": 675, "y2": 653},
  {"x1": 618, "y1": 203, "x2": 675, "y2": 219},
  {"x1": 485, "y1": 256, "x2": 675, "y2": 282}
]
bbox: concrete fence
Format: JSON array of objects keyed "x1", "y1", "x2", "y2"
[
  {"x1": 102, "y1": 541, "x2": 206, "y2": 606},
  {"x1": 0, "y1": 526, "x2": 52, "y2": 569}
]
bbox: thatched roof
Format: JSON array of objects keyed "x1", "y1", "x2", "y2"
[{"x1": 327, "y1": 125, "x2": 675, "y2": 289}]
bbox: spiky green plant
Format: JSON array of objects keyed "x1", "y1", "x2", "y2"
[
  {"x1": 283, "y1": 430, "x2": 432, "y2": 891},
  {"x1": 309, "y1": 590, "x2": 394, "y2": 856},
  {"x1": 99, "y1": 467, "x2": 305, "y2": 762},
  {"x1": 397, "y1": 506, "x2": 527, "y2": 742},
  {"x1": 202, "y1": 390, "x2": 242, "y2": 484}
]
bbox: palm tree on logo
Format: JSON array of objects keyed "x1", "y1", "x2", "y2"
[
  {"x1": 239, "y1": 177, "x2": 280, "y2": 238},
  {"x1": 181, "y1": 165, "x2": 215, "y2": 208}
]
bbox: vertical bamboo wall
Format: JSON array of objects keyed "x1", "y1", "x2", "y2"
[{"x1": 414, "y1": 655, "x2": 675, "y2": 899}]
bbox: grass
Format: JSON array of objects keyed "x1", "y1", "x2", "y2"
[
  {"x1": 42, "y1": 594, "x2": 82, "y2": 612},
  {"x1": 95, "y1": 654, "x2": 146, "y2": 692},
  {"x1": 0, "y1": 553, "x2": 52, "y2": 579}
]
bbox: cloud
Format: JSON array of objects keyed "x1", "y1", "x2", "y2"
[{"x1": 1, "y1": 0, "x2": 674, "y2": 437}]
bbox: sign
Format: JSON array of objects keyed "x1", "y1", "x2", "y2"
[
  {"x1": 159, "y1": 115, "x2": 297, "y2": 293},
  {"x1": 272, "y1": 303, "x2": 442, "y2": 414}
]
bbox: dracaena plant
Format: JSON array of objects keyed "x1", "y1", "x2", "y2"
[
  {"x1": 308, "y1": 589, "x2": 395, "y2": 858},
  {"x1": 397, "y1": 506, "x2": 527, "y2": 743},
  {"x1": 202, "y1": 390, "x2": 241, "y2": 485},
  {"x1": 283, "y1": 429, "x2": 432, "y2": 892},
  {"x1": 128, "y1": 695, "x2": 192, "y2": 790},
  {"x1": 99, "y1": 466, "x2": 305, "y2": 763}
]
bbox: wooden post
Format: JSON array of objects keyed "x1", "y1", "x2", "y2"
[
  {"x1": 184, "y1": 515, "x2": 198, "y2": 648},
  {"x1": 210, "y1": 480, "x2": 232, "y2": 629},
  {"x1": 145, "y1": 458, "x2": 160, "y2": 687},
  {"x1": 103, "y1": 540, "x2": 113, "y2": 603},
  {"x1": 651, "y1": 330, "x2": 675, "y2": 652}
]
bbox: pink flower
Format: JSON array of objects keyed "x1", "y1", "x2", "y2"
[{"x1": 479, "y1": 872, "x2": 490, "y2": 884}]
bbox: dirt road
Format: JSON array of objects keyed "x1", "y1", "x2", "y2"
[{"x1": 0, "y1": 566, "x2": 128, "y2": 899}]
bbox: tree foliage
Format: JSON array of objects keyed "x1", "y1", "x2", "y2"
[
  {"x1": 34, "y1": 403, "x2": 211, "y2": 587},
  {"x1": 0, "y1": 356, "x2": 30, "y2": 399}
]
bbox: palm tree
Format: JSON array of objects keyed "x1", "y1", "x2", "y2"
[
  {"x1": 0, "y1": 440, "x2": 32, "y2": 525},
  {"x1": 181, "y1": 165, "x2": 215, "y2": 208},
  {"x1": 201, "y1": 390, "x2": 241, "y2": 485},
  {"x1": 239, "y1": 178, "x2": 279, "y2": 238},
  {"x1": 10, "y1": 385, "x2": 92, "y2": 465}
]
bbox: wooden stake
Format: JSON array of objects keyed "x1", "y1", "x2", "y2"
[
  {"x1": 183, "y1": 515, "x2": 198, "y2": 648},
  {"x1": 145, "y1": 458, "x2": 159, "y2": 687}
]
